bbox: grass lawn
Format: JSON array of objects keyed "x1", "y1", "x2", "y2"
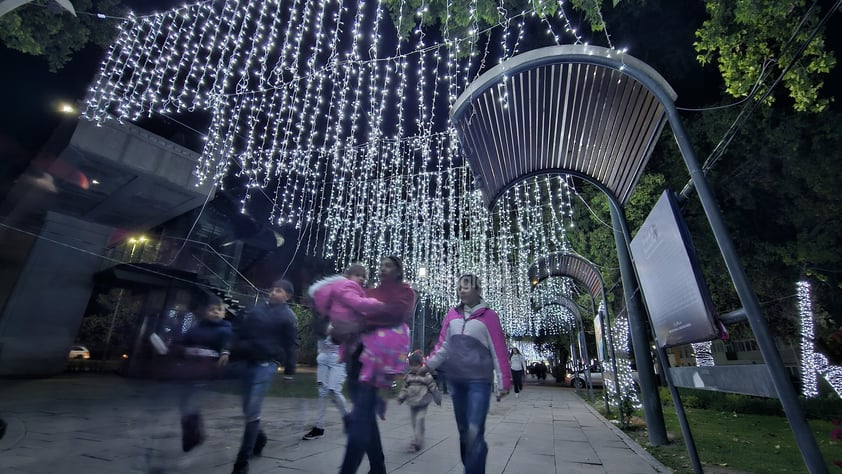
[{"x1": 590, "y1": 396, "x2": 842, "y2": 473}]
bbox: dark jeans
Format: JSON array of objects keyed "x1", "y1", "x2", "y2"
[
  {"x1": 340, "y1": 382, "x2": 385, "y2": 474},
  {"x1": 511, "y1": 370, "x2": 524, "y2": 393},
  {"x1": 225, "y1": 361, "x2": 278, "y2": 461},
  {"x1": 447, "y1": 379, "x2": 492, "y2": 474}
]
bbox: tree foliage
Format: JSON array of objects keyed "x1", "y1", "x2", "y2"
[
  {"x1": 0, "y1": 0, "x2": 125, "y2": 72},
  {"x1": 694, "y1": 0, "x2": 836, "y2": 112},
  {"x1": 76, "y1": 289, "x2": 141, "y2": 357},
  {"x1": 381, "y1": 0, "x2": 836, "y2": 113}
]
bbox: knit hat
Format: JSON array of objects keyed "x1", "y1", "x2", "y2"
[
  {"x1": 271, "y1": 279, "x2": 294, "y2": 294},
  {"x1": 408, "y1": 351, "x2": 423, "y2": 367}
]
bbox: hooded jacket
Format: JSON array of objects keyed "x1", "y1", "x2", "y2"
[
  {"x1": 425, "y1": 301, "x2": 513, "y2": 391},
  {"x1": 308, "y1": 274, "x2": 385, "y2": 340},
  {"x1": 397, "y1": 367, "x2": 442, "y2": 408}
]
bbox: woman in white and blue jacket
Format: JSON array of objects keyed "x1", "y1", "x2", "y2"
[{"x1": 424, "y1": 274, "x2": 512, "y2": 474}]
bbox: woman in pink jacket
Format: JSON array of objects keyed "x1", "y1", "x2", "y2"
[
  {"x1": 425, "y1": 274, "x2": 512, "y2": 474},
  {"x1": 340, "y1": 256, "x2": 416, "y2": 474}
]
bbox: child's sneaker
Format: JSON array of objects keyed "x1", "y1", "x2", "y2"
[{"x1": 302, "y1": 427, "x2": 324, "y2": 440}]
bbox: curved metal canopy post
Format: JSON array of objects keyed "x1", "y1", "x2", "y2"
[
  {"x1": 451, "y1": 44, "x2": 826, "y2": 473},
  {"x1": 528, "y1": 252, "x2": 624, "y2": 425}
]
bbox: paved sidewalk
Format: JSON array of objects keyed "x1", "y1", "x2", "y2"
[{"x1": 0, "y1": 374, "x2": 670, "y2": 473}]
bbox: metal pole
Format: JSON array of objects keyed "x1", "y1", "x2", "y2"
[
  {"x1": 656, "y1": 345, "x2": 703, "y2": 474},
  {"x1": 667, "y1": 111, "x2": 827, "y2": 473},
  {"x1": 609, "y1": 201, "x2": 668, "y2": 445}
]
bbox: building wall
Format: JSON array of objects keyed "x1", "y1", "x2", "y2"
[{"x1": 0, "y1": 212, "x2": 112, "y2": 375}]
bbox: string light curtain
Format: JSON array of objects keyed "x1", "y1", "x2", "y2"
[{"x1": 82, "y1": 0, "x2": 591, "y2": 330}]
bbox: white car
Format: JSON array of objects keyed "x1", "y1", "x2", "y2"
[
  {"x1": 565, "y1": 364, "x2": 604, "y2": 388},
  {"x1": 68, "y1": 345, "x2": 91, "y2": 360}
]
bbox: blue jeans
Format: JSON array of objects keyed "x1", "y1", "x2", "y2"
[
  {"x1": 447, "y1": 380, "x2": 492, "y2": 474},
  {"x1": 340, "y1": 382, "x2": 385, "y2": 474},
  {"x1": 237, "y1": 361, "x2": 277, "y2": 421},
  {"x1": 226, "y1": 361, "x2": 278, "y2": 460}
]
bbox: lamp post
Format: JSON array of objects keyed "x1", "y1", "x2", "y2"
[
  {"x1": 127, "y1": 236, "x2": 147, "y2": 262},
  {"x1": 416, "y1": 267, "x2": 427, "y2": 351}
]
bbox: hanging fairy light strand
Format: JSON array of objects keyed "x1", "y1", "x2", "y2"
[{"x1": 82, "y1": 0, "x2": 613, "y2": 333}]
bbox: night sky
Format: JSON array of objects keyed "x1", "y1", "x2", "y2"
[{"x1": 1, "y1": 1, "x2": 839, "y2": 181}]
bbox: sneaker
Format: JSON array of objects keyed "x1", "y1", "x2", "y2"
[
  {"x1": 253, "y1": 430, "x2": 267, "y2": 456},
  {"x1": 515, "y1": 393, "x2": 519, "y2": 398},
  {"x1": 302, "y1": 427, "x2": 325, "y2": 440}
]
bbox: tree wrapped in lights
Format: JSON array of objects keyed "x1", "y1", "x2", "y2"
[
  {"x1": 799, "y1": 280, "x2": 842, "y2": 398},
  {"x1": 604, "y1": 313, "x2": 640, "y2": 412}
]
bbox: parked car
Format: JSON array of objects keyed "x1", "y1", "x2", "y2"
[
  {"x1": 68, "y1": 345, "x2": 91, "y2": 360},
  {"x1": 565, "y1": 364, "x2": 603, "y2": 388}
]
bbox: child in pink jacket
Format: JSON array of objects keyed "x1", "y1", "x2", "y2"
[{"x1": 308, "y1": 263, "x2": 385, "y2": 346}]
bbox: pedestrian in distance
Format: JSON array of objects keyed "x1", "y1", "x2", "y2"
[
  {"x1": 423, "y1": 273, "x2": 512, "y2": 474},
  {"x1": 397, "y1": 350, "x2": 442, "y2": 452},
  {"x1": 228, "y1": 279, "x2": 298, "y2": 474},
  {"x1": 509, "y1": 347, "x2": 527, "y2": 398}
]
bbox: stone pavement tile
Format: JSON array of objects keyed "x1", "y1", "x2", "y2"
[
  {"x1": 394, "y1": 437, "x2": 463, "y2": 472},
  {"x1": 580, "y1": 425, "x2": 628, "y2": 449},
  {"x1": 555, "y1": 439, "x2": 601, "y2": 465},
  {"x1": 596, "y1": 446, "x2": 661, "y2": 473},
  {"x1": 554, "y1": 459, "x2": 608, "y2": 474},
  {"x1": 554, "y1": 424, "x2": 588, "y2": 442},
  {"x1": 0, "y1": 453, "x2": 40, "y2": 470},
  {"x1": 503, "y1": 452, "x2": 554, "y2": 473}
]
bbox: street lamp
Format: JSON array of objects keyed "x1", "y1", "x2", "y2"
[
  {"x1": 127, "y1": 236, "x2": 148, "y2": 261},
  {"x1": 56, "y1": 100, "x2": 78, "y2": 115}
]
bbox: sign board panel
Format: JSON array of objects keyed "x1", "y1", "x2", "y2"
[{"x1": 630, "y1": 190, "x2": 720, "y2": 348}]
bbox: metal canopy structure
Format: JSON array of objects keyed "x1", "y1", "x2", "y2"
[
  {"x1": 450, "y1": 44, "x2": 828, "y2": 473},
  {"x1": 450, "y1": 45, "x2": 676, "y2": 208},
  {"x1": 528, "y1": 252, "x2": 604, "y2": 301}
]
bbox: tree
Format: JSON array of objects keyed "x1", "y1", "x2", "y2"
[
  {"x1": 693, "y1": 0, "x2": 836, "y2": 112},
  {"x1": 76, "y1": 288, "x2": 141, "y2": 359},
  {"x1": 381, "y1": 0, "x2": 836, "y2": 112},
  {"x1": 0, "y1": 0, "x2": 125, "y2": 72}
]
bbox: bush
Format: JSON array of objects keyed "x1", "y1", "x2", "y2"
[{"x1": 657, "y1": 386, "x2": 842, "y2": 419}]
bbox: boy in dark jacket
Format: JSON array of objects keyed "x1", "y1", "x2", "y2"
[{"x1": 230, "y1": 279, "x2": 298, "y2": 474}]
